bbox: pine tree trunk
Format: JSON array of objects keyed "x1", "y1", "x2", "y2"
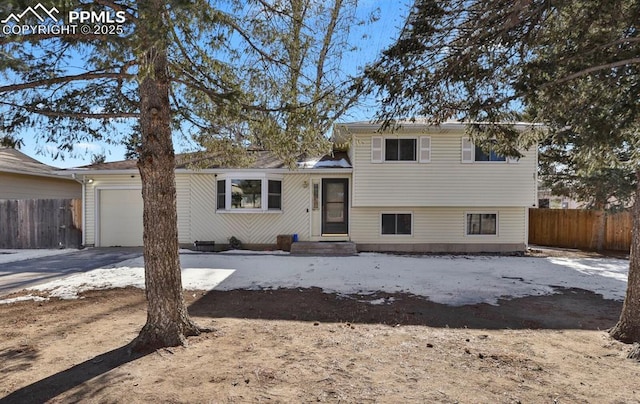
[
  {"x1": 131, "y1": 0, "x2": 205, "y2": 352},
  {"x1": 591, "y1": 208, "x2": 606, "y2": 251},
  {"x1": 610, "y1": 170, "x2": 640, "y2": 358}
]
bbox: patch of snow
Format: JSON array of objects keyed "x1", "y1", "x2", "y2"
[
  {"x1": 18, "y1": 252, "x2": 629, "y2": 306},
  {"x1": 297, "y1": 159, "x2": 319, "y2": 168},
  {"x1": 547, "y1": 257, "x2": 628, "y2": 282},
  {"x1": 365, "y1": 297, "x2": 396, "y2": 305},
  {"x1": 297, "y1": 158, "x2": 352, "y2": 169},
  {"x1": 313, "y1": 158, "x2": 351, "y2": 168},
  {"x1": 0, "y1": 294, "x2": 49, "y2": 304}
]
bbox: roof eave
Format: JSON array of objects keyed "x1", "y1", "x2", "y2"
[
  {"x1": 335, "y1": 121, "x2": 545, "y2": 135},
  {"x1": 67, "y1": 167, "x2": 353, "y2": 175},
  {"x1": 0, "y1": 168, "x2": 78, "y2": 180}
]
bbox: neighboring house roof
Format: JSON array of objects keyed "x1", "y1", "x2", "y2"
[
  {"x1": 0, "y1": 147, "x2": 71, "y2": 179},
  {"x1": 73, "y1": 150, "x2": 352, "y2": 172}
]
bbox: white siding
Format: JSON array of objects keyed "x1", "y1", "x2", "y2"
[
  {"x1": 191, "y1": 173, "x2": 311, "y2": 245},
  {"x1": 85, "y1": 172, "x2": 312, "y2": 247},
  {"x1": 351, "y1": 206, "x2": 527, "y2": 245},
  {"x1": 352, "y1": 133, "x2": 536, "y2": 207},
  {"x1": 176, "y1": 174, "x2": 192, "y2": 243},
  {"x1": 84, "y1": 174, "x2": 142, "y2": 246},
  {"x1": 189, "y1": 174, "x2": 216, "y2": 242}
]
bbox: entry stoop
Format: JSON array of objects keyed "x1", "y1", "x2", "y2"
[{"x1": 290, "y1": 241, "x2": 358, "y2": 256}]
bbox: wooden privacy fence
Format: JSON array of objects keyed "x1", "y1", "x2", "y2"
[
  {"x1": 529, "y1": 208, "x2": 632, "y2": 252},
  {"x1": 0, "y1": 199, "x2": 82, "y2": 249}
]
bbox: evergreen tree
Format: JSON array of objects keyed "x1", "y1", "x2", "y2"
[
  {"x1": 365, "y1": 0, "x2": 640, "y2": 356},
  {"x1": 539, "y1": 139, "x2": 636, "y2": 212},
  {"x1": 1, "y1": 0, "x2": 364, "y2": 351}
]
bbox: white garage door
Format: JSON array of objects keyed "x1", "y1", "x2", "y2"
[{"x1": 99, "y1": 189, "x2": 143, "y2": 247}]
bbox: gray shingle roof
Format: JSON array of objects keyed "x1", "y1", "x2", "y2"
[
  {"x1": 81, "y1": 150, "x2": 351, "y2": 171},
  {"x1": 0, "y1": 147, "x2": 67, "y2": 178}
]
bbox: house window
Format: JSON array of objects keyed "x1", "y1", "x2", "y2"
[
  {"x1": 372, "y1": 136, "x2": 430, "y2": 163},
  {"x1": 267, "y1": 180, "x2": 282, "y2": 210},
  {"x1": 216, "y1": 180, "x2": 226, "y2": 210},
  {"x1": 232, "y1": 179, "x2": 262, "y2": 209},
  {"x1": 381, "y1": 213, "x2": 412, "y2": 235},
  {"x1": 474, "y1": 140, "x2": 506, "y2": 162},
  {"x1": 216, "y1": 175, "x2": 282, "y2": 212},
  {"x1": 385, "y1": 138, "x2": 417, "y2": 161},
  {"x1": 462, "y1": 138, "x2": 517, "y2": 163},
  {"x1": 466, "y1": 213, "x2": 497, "y2": 235}
]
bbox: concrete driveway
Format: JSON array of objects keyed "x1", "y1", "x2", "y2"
[{"x1": 0, "y1": 248, "x2": 143, "y2": 297}]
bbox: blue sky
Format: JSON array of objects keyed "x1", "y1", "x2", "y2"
[{"x1": 15, "y1": 1, "x2": 411, "y2": 168}]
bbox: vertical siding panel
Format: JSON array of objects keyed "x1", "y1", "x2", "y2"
[
  {"x1": 84, "y1": 181, "x2": 95, "y2": 245},
  {"x1": 175, "y1": 173, "x2": 191, "y2": 243}
]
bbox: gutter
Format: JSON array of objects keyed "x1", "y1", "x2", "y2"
[
  {"x1": 71, "y1": 173, "x2": 87, "y2": 247},
  {"x1": 0, "y1": 167, "x2": 78, "y2": 180},
  {"x1": 64, "y1": 167, "x2": 354, "y2": 175},
  {"x1": 335, "y1": 121, "x2": 546, "y2": 135}
]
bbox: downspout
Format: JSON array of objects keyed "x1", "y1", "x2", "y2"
[
  {"x1": 71, "y1": 173, "x2": 86, "y2": 247},
  {"x1": 528, "y1": 144, "x2": 539, "y2": 249}
]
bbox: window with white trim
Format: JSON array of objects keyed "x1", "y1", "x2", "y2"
[
  {"x1": 381, "y1": 213, "x2": 412, "y2": 235},
  {"x1": 216, "y1": 174, "x2": 282, "y2": 212},
  {"x1": 466, "y1": 213, "x2": 497, "y2": 235},
  {"x1": 371, "y1": 136, "x2": 431, "y2": 163},
  {"x1": 267, "y1": 180, "x2": 282, "y2": 210},
  {"x1": 216, "y1": 179, "x2": 226, "y2": 210},
  {"x1": 474, "y1": 140, "x2": 506, "y2": 162},
  {"x1": 462, "y1": 138, "x2": 516, "y2": 163},
  {"x1": 386, "y1": 138, "x2": 416, "y2": 161}
]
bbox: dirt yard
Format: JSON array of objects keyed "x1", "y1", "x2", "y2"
[{"x1": 1, "y1": 284, "x2": 639, "y2": 403}]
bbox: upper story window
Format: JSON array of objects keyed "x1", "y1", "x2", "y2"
[
  {"x1": 372, "y1": 136, "x2": 431, "y2": 163},
  {"x1": 474, "y1": 140, "x2": 506, "y2": 162},
  {"x1": 216, "y1": 174, "x2": 282, "y2": 212},
  {"x1": 462, "y1": 138, "x2": 515, "y2": 163},
  {"x1": 385, "y1": 138, "x2": 416, "y2": 161}
]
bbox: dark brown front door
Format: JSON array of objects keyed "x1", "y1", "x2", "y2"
[{"x1": 322, "y1": 178, "x2": 348, "y2": 234}]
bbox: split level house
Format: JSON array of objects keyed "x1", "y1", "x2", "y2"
[{"x1": 68, "y1": 121, "x2": 538, "y2": 253}]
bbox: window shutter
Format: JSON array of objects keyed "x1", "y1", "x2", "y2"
[
  {"x1": 419, "y1": 136, "x2": 431, "y2": 163},
  {"x1": 371, "y1": 136, "x2": 383, "y2": 163},
  {"x1": 461, "y1": 137, "x2": 473, "y2": 163}
]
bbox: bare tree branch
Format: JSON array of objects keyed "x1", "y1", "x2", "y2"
[
  {"x1": 0, "y1": 71, "x2": 134, "y2": 93},
  {"x1": 547, "y1": 58, "x2": 640, "y2": 87},
  {"x1": 0, "y1": 101, "x2": 138, "y2": 119}
]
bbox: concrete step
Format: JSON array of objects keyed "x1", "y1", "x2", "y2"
[{"x1": 290, "y1": 241, "x2": 358, "y2": 256}]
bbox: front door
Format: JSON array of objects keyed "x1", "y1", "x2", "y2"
[{"x1": 322, "y1": 178, "x2": 348, "y2": 234}]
